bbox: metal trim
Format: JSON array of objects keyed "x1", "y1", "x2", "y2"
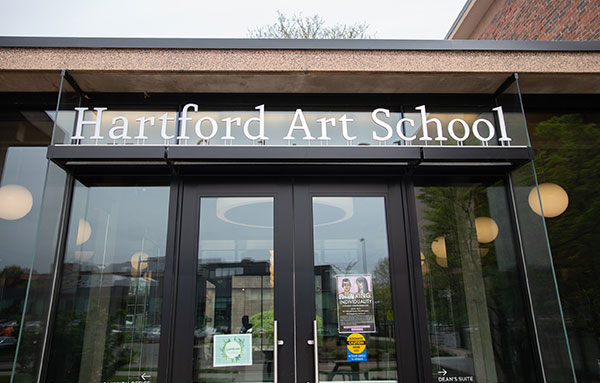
[
  {"x1": 48, "y1": 145, "x2": 532, "y2": 166},
  {"x1": 387, "y1": 180, "x2": 421, "y2": 382},
  {"x1": 1, "y1": 36, "x2": 600, "y2": 51},
  {"x1": 38, "y1": 174, "x2": 75, "y2": 383},
  {"x1": 402, "y1": 176, "x2": 434, "y2": 382},
  {"x1": 157, "y1": 176, "x2": 184, "y2": 383}
]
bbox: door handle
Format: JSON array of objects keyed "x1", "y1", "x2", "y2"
[
  {"x1": 274, "y1": 320, "x2": 282, "y2": 383},
  {"x1": 307, "y1": 319, "x2": 319, "y2": 383}
]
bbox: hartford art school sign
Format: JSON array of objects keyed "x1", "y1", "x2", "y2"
[{"x1": 67, "y1": 104, "x2": 513, "y2": 146}]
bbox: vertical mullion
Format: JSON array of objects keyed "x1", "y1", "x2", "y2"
[
  {"x1": 273, "y1": 179, "x2": 296, "y2": 382},
  {"x1": 157, "y1": 176, "x2": 184, "y2": 383},
  {"x1": 387, "y1": 179, "x2": 420, "y2": 383},
  {"x1": 292, "y1": 181, "x2": 316, "y2": 383},
  {"x1": 402, "y1": 175, "x2": 434, "y2": 383},
  {"x1": 38, "y1": 173, "x2": 75, "y2": 383},
  {"x1": 170, "y1": 179, "x2": 200, "y2": 382}
]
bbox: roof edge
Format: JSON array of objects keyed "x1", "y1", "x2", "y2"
[
  {"x1": 1, "y1": 36, "x2": 600, "y2": 51},
  {"x1": 445, "y1": 0, "x2": 474, "y2": 39}
]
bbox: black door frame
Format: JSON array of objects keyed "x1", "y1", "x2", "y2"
[
  {"x1": 162, "y1": 178, "x2": 296, "y2": 382},
  {"x1": 291, "y1": 179, "x2": 425, "y2": 383}
]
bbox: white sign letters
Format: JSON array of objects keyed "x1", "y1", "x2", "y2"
[{"x1": 68, "y1": 104, "x2": 512, "y2": 146}]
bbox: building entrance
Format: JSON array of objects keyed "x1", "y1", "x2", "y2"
[
  {"x1": 41, "y1": 171, "x2": 542, "y2": 383},
  {"x1": 166, "y1": 178, "x2": 416, "y2": 383}
]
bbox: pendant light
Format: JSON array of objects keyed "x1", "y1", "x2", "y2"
[
  {"x1": 431, "y1": 236, "x2": 447, "y2": 268},
  {"x1": 0, "y1": 184, "x2": 33, "y2": 220},
  {"x1": 528, "y1": 183, "x2": 569, "y2": 218}
]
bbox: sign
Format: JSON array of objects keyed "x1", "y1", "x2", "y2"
[
  {"x1": 64, "y1": 104, "x2": 513, "y2": 147},
  {"x1": 336, "y1": 274, "x2": 376, "y2": 333},
  {"x1": 213, "y1": 334, "x2": 252, "y2": 367},
  {"x1": 436, "y1": 369, "x2": 474, "y2": 382},
  {"x1": 346, "y1": 333, "x2": 367, "y2": 362}
]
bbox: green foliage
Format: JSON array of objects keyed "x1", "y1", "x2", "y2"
[
  {"x1": 372, "y1": 259, "x2": 393, "y2": 322},
  {"x1": 249, "y1": 310, "x2": 323, "y2": 345},
  {"x1": 532, "y1": 114, "x2": 600, "y2": 338},
  {"x1": 249, "y1": 309, "x2": 275, "y2": 344},
  {"x1": 101, "y1": 313, "x2": 136, "y2": 381},
  {"x1": 248, "y1": 11, "x2": 373, "y2": 39},
  {"x1": 0, "y1": 265, "x2": 29, "y2": 321},
  {"x1": 416, "y1": 182, "x2": 535, "y2": 378},
  {"x1": 47, "y1": 308, "x2": 136, "y2": 382}
]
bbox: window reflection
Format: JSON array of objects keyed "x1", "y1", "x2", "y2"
[
  {"x1": 0, "y1": 105, "x2": 54, "y2": 380},
  {"x1": 194, "y1": 198, "x2": 274, "y2": 383},
  {"x1": 415, "y1": 181, "x2": 536, "y2": 383},
  {"x1": 313, "y1": 197, "x2": 397, "y2": 383},
  {"x1": 0, "y1": 144, "x2": 51, "y2": 379},
  {"x1": 47, "y1": 185, "x2": 170, "y2": 383},
  {"x1": 528, "y1": 112, "x2": 600, "y2": 383}
]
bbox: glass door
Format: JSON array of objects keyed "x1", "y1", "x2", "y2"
[
  {"x1": 293, "y1": 181, "x2": 418, "y2": 383},
  {"x1": 169, "y1": 180, "x2": 295, "y2": 383}
]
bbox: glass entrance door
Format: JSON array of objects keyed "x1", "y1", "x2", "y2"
[
  {"x1": 312, "y1": 196, "x2": 397, "y2": 382},
  {"x1": 169, "y1": 181, "x2": 295, "y2": 383},
  {"x1": 169, "y1": 180, "x2": 411, "y2": 383},
  {"x1": 292, "y1": 182, "x2": 417, "y2": 383}
]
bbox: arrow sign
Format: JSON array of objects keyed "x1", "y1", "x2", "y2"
[
  {"x1": 141, "y1": 373, "x2": 151, "y2": 381},
  {"x1": 437, "y1": 368, "x2": 448, "y2": 376}
]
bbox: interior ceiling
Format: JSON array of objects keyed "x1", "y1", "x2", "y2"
[{"x1": 0, "y1": 70, "x2": 599, "y2": 94}]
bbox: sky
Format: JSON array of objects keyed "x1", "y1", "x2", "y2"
[{"x1": 0, "y1": 0, "x2": 467, "y2": 39}]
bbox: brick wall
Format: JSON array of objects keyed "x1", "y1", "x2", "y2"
[{"x1": 476, "y1": 0, "x2": 600, "y2": 40}]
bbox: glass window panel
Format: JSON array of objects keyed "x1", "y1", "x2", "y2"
[
  {"x1": 527, "y1": 111, "x2": 600, "y2": 382},
  {"x1": 414, "y1": 180, "x2": 536, "y2": 383},
  {"x1": 313, "y1": 196, "x2": 397, "y2": 383},
  {"x1": 194, "y1": 197, "x2": 274, "y2": 382},
  {"x1": 47, "y1": 185, "x2": 170, "y2": 383},
  {"x1": 0, "y1": 147, "x2": 48, "y2": 379},
  {"x1": 0, "y1": 104, "x2": 55, "y2": 380}
]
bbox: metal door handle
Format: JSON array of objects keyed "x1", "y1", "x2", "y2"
[
  {"x1": 308, "y1": 319, "x2": 319, "y2": 383},
  {"x1": 274, "y1": 320, "x2": 281, "y2": 383}
]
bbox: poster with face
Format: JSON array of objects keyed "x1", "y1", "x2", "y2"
[{"x1": 336, "y1": 274, "x2": 376, "y2": 333}]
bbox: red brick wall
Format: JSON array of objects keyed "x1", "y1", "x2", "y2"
[{"x1": 477, "y1": 0, "x2": 600, "y2": 40}]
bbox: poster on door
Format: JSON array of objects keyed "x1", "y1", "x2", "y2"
[{"x1": 336, "y1": 274, "x2": 376, "y2": 333}]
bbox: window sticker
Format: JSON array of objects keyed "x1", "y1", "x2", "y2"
[
  {"x1": 346, "y1": 333, "x2": 367, "y2": 362},
  {"x1": 213, "y1": 334, "x2": 253, "y2": 367}
]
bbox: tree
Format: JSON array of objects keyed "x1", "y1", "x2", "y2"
[{"x1": 248, "y1": 11, "x2": 374, "y2": 39}]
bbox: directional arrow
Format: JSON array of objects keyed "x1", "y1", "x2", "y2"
[
  {"x1": 141, "y1": 373, "x2": 151, "y2": 381},
  {"x1": 437, "y1": 368, "x2": 448, "y2": 376}
]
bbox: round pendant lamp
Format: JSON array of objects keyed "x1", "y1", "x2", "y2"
[
  {"x1": 76, "y1": 219, "x2": 92, "y2": 245},
  {"x1": 431, "y1": 236, "x2": 447, "y2": 268},
  {"x1": 528, "y1": 183, "x2": 569, "y2": 218},
  {"x1": 475, "y1": 217, "x2": 499, "y2": 244},
  {"x1": 0, "y1": 184, "x2": 33, "y2": 220}
]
